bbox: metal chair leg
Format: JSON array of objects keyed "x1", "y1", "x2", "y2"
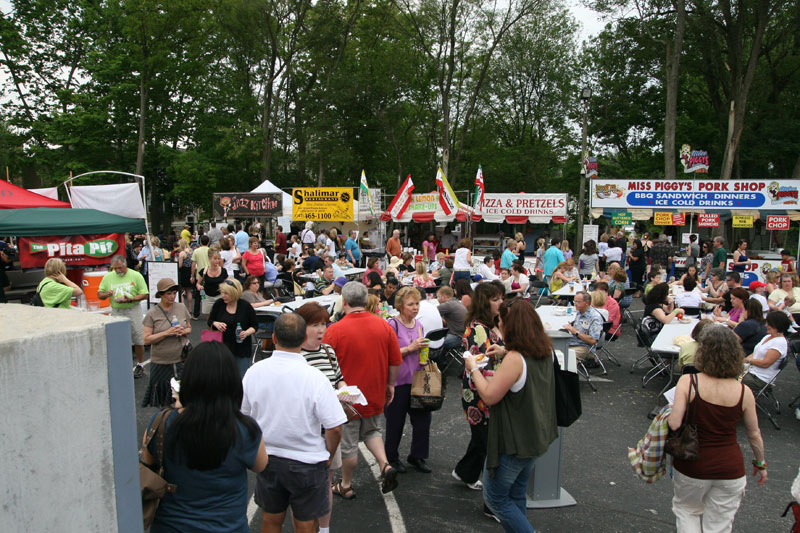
[{"x1": 576, "y1": 361, "x2": 597, "y2": 392}]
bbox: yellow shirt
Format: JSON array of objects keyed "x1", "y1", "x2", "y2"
[
  {"x1": 180, "y1": 229, "x2": 191, "y2": 244},
  {"x1": 192, "y1": 246, "x2": 210, "y2": 273}
]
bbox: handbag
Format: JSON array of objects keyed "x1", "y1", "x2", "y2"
[
  {"x1": 140, "y1": 408, "x2": 177, "y2": 529},
  {"x1": 664, "y1": 374, "x2": 699, "y2": 461},
  {"x1": 553, "y1": 352, "x2": 581, "y2": 427},
  {"x1": 201, "y1": 329, "x2": 223, "y2": 343},
  {"x1": 322, "y1": 345, "x2": 361, "y2": 421},
  {"x1": 157, "y1": 306, "x2": 193, "y2": 361},
  {"x1": 410, "y1": 361, "x2": 446, "y2": 411}
]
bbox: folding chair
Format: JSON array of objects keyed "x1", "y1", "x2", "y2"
[
  {"x1": 575, "y1": 359, "x2": 598, "y2": 392},
  {"x1": 592, "y1": 321, "x2": 620, "y2": 368},
  {"x1": 529, "y1": 278, "x2": 550, "y2": 307},
  {"x1": 749, "y1": 356, "x2": 790, "y2": 430},
  {"x1": 629, "y1": 318, "x2": 664, "y2": 385},
  {"x1": 682, "y1": 306, "x2": 702, "y2": 317},
  {"x1": 426, "y1": 327, "x2": 462, "y2": 375}
]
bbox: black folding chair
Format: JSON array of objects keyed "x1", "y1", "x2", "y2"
[
  {"x1": 426, "y1": 327, "x2": 462, "y2": 374},
  {"x1": 592, "y1": 321, "x2": 620, "y2": 368},
  {"x1": 529, "y1": 277, "x2": 550, "y2": 307},
  {"x1": 750, "y1": 356, "x2": 791, "y2": 430},
  {"x1": 682, "y1": 306, "x2": 702, "y2": 316}
]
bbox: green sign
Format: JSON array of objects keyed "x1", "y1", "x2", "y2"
[{"x1": 611, "y1": 212, "x2": 632, "y2": 225}]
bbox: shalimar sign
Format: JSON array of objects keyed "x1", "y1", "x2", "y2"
[{"x1": 19, "y1": 233, "x2": 125, "y2": 268}]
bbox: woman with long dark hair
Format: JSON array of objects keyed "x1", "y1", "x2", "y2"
[
  {"x1": 453, "y1": 283, "x2": 505, "y2": 517},
  {"x1": 141, "y1": 341, "x2": 268, "y2": 532},
  {"x1": 465, "y1": 300, "x2": 557, "y2": 532}
]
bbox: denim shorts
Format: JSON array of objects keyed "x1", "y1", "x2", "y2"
[{"x1": 254, "y1": 456, "x2": 330, "y2": 521}]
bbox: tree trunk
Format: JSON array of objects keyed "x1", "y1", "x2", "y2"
[
  {"x1": 135, "y1": 76, "x2": 149, "y2": 175},
  {"x1": 793, "y1": 153, "x2": 800, "y2": 180},
  {"x1": 663, "y1": 0, "x2": 686, "y2": 179},
  {"x1": 260, "y1": 58, "x2": 277, "y2": 181}
]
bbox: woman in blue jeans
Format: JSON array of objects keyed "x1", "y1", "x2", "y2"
[{"x1": 464, "y1": 300, "x2": 557, "y2": 532}]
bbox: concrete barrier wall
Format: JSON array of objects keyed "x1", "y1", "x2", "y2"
[{"x1": 0, "y1": 305, "x2": 141, "y2": 532}]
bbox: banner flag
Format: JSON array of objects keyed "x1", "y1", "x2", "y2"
[
  {"x1": 473, "y1": 166, "x2": 484, "y2": 213},
  {"x1": 435, "y1": 167, "x2": 460, "y2": 216},
  {"x1": 385, "y1": 175, "x2": 415, "y2": 220},
  {"x1": 359, "y1": 170, "x2": 375, "y2": 216}
]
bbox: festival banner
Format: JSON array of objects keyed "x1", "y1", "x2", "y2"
[
  {"x1": 680, "y1": 144, "x2": 709, "y2": 173},
  {"x1": 481, "y1": 193, "x2": 567, "y2": 223},
  {"x1": 213, "y1": 193, "x2": 282, "y2": 218},
  {"x1": 292, "y1": 188, "x2": 354, "y2": 222},
  {"x1": 590, "y1": 179, "x2": 800, "y2": 210},
  {"x1": 473, "y1": 166, "x2": 485, "y2": 212},
  {"x1": 766, "y1": 215, "x2": 790, "y2": 231},
  {"x1": 20, "y1": 233, "x2": 125, "y2": 268},
  {"x1": 697, "y1": 213, "x2": 720, "y2": 227},
  {"x1": 585, "y1": 156, "x2": 598, "y2": 178},
  {"x1": 435, "y1": 168, "x2": 460, "y2": 216},
  {"x1": 359, "y1": 171, "x2": 376, "y2": 217},
  {"x1": 382, "y1": 175, "x2": 415, "y2": 221},
  {"x1": 732, "y1": 215, "x2": 754, "y2": 228}
]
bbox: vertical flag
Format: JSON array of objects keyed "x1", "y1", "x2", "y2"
[
  {"x1": 435, "y1": 167, "x2": 460, "y2": 216},
  {"x1": 473, "y1": 165, "x2": 484, "y2": 213},
  {"x1": 383, "y1": 175, "x2": 415, "y2": 220},
  {"x1": 359, "y1": 170, "x2": 375, "y2": 216}
]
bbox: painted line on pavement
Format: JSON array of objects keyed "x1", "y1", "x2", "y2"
[
  {"x1": 247, "y1": 494, "x2": 259, "y2": 525},
  {"x1": 359, "y1": 442, "x2": 407, "y2": 533}
]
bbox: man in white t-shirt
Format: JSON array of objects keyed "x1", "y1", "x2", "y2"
[
  {"x1": 603, "y1": 244, "x2": 623, "y2": 264},
  {"x1": 675, "y1": 277, "x2": 704, "y2": 309},
  {"x1": 242, "y1": 314, "x2": 347, "y2": 532}
]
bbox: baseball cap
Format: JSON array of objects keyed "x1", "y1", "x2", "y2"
[
  {"x1": 749, "y1": 280, "x2": 767, "y2": 290},
  {"x1": 334, "y1": 276, "x2": 348, "y2": 288}
]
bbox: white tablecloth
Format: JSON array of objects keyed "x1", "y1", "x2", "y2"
[
  {"x1": 551, "y1": 282, "x2": 591, "y2": 297},
  {"x1": 535, "y1": 305, "x2": 577, "y2": 331},
  {"x1": 301, "y1": 267, "x2": 366, "y2": 281},
  {"x1": 651, "y1": 318, "x2": 700, "y2": 354},
  {"x1": 256, "y1": 294, "x2": 339, "y2": 316}
]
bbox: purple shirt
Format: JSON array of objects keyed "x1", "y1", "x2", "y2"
[{"x1": 390, "y1": 318, "x2": 426, "y2": 386}]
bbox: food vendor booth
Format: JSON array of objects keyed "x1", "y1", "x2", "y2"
[{"x1": 590, "y1": 178, "x2": 800, "y2": 284}]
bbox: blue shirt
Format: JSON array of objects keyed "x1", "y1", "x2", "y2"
[
  {"x1": 345, "y1": 237, "x2": 361, "y2": 262},
  {"x1": 148, "y1": 410, "x2": 261, "y2": 533},
  {"x1": 500, "y1": 249, "x2": 517, "y2": 269},
  {"x1": 568, "y1": 307, "x2": 604, "y2": 348},
  {"x1": 235, "y1": 231, "x2": 249, "y2": 254},
  {"x1": 332, "y1": 263, "x2": 344, "y2": 279},
  {"x1": 264, "y1": 261, "x2": 278, "y2": 282},
  {"x1": 543, "y1": 246, "x2": 565, "y2": 277}
]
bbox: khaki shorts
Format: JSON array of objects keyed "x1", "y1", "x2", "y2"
[
  {"x1": 201, "y1": 294, "x2": 219, "y2": 315},
  {"x1": 112, "y1": 305, "x2": 144, "y2": 345},
  {"x1": 340, "y1": 414, "x2": 383, "y2": 459},
  {"x1": 330, "y1": 444, "x2": 342, "y2": 471}
]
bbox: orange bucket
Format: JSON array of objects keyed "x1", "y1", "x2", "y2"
[{"x1": 83, "y1": 271, "x2": 109, "y2": 308}]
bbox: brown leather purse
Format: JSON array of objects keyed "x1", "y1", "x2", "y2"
[
  {"x1": 664, "y1": 374, "x2": 699, "y2": 461},
  {"x1": 140, "y1": 408, "x2": 177, "y2": 528}
]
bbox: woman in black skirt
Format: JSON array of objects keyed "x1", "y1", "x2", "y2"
[
  {"x1": 142, "y1": 278, "x2": 192, "y2": 407},
  {"x1": 176, "y1": 240, "x2": 194, "y2": 317}
]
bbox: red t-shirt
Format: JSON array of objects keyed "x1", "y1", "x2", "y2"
[
  {"x1": 242, "y1": 250, "x2": 265, "y2": 276},
  {"x1": 323, "y1": 312, "x2": 403, "y2": 418},
  {"x1": 275, "y1": 232, "x2": 287, "y2": 254}
]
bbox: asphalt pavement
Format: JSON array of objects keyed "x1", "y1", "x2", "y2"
[{"x1": 133, "y1": 298, "x2": 800, "y2": 532}]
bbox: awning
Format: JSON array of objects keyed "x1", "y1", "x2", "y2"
[
  {"x1": 380, "y1": 191, "x2": 473, "y2": 223},
  {"x1": 0, "y1": 208, "x2": 146, "y2": 236},
  {"x1": 0, "y1": 181, "x2": 71, "y2": 209}
]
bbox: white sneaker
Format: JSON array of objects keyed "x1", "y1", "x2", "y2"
[
  {"x1": 451, "y1": 469, "x2": 463, "y2": 482},
  {"x1": 466, "y1": 480, "x2": 483, "y2": 490},
  {"x1": 795, "y1": 407, "x2": 800, "y2": 421}
]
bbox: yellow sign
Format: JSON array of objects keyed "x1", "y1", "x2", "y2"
[
  {"x1": 292, "y1": 187, "x2": 354, "y2": 222},
  {"x1": 654, "y1": 212, "x2": 673, "y2": 226},
  {"x1": 732, "y1": 215, "x2": 753, "y2": 228}
]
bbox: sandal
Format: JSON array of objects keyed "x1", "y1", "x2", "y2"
[
  {"x1": 381, "y1": 464, "x2": 398, "y2": 494},
  {"x1": 332, "y1": 479, "x2": 356, "y2": 500}
]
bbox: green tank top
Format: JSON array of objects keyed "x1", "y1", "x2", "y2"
[{"x1": 486, "y1": 354, "x2": 557, "y2": 477}]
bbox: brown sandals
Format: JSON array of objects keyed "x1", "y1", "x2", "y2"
[
  {"x1": 381, "y1": 463, "x2": 398, "y2": 494},
  {"x1": 332, "y1": 479, "x2": 356, "y2": 500}
]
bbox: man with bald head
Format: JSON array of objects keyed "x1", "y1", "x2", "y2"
[{"x1": 386, "y1": 229, "x2": 402, "y2": 258}]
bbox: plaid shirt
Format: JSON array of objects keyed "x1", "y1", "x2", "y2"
[{"x1": 627, "y1": 405, "x2": 672, "y2": 483}]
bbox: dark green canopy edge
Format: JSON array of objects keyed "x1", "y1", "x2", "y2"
[{"x1": 0, "y1": 208, "x2": 146, "y2": 236}]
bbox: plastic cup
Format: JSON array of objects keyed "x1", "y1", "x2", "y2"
[{"x1": 569, "y1": 282, "x2": 574, "y2": 292}]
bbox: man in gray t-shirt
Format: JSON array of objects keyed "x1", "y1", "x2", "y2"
[{"x1": 436, "y1": 286, "x2": 466, "y2": 350}]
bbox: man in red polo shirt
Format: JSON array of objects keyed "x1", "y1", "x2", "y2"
[{"x1": 323, "y1": 282, "x2": 402, "y2": 497}]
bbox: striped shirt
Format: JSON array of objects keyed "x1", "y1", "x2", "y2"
[{"x1": 300, "y1": 344, "x2": 344, "y2": 388}]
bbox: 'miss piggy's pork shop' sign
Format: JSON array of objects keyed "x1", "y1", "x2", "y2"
[
  {"x1": 19, "y1": 234, "x2": 125, "y2": 268},
  {"x1": 591, "y1": 179, "x2": 800, "y2": 210}
]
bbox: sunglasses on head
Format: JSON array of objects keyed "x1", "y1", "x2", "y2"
[{"x1": 224, "y1": 280, "x2": 236, "y2": 287}]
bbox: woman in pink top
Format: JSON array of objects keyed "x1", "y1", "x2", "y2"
[
  {"x1": 241, "y1": 237, "x2": 266, "y2": 279},
  {"x1": 422, "y1": 233, "x2": 437, "y2": 261},
  {"x1": 362, "y1": 256, "x2": 384, "y2": 284}
]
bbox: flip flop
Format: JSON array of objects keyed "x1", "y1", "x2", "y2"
[
  {"x1": 381, "y1": 464, "x2": 398, "y2": 494},
  {"x1": 332, "y1": 479, "x2": 356, "y2": 500}
]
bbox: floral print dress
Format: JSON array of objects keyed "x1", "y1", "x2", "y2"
[{"x1": 461, "y1": 320, "x2": 504, "y2": 426}]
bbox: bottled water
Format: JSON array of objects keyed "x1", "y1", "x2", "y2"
[{"x1": 235, "y1": 322, "x2": 243, "y2": 343}]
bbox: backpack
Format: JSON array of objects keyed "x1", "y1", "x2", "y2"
[{"x1": 30, "y1": 279, "x2": 53, "y2": 307}]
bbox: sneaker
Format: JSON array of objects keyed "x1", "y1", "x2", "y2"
[
  {"x1": 451, "y1": 469, "x2": 463, "y2": 482},
  {"x1": 795, "y1": 407, "x2": 800, "y2": 421},
  {"x1": 133, "y1": 364, "x2": 144, "y2": 379},
  {"x1": 466, "y1": 480, "x2": 483, "y2": 491},
  {"x1": 483, "y1": 504, "x2": 500, "y2": 523}
]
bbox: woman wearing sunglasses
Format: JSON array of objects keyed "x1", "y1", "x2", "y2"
[{"x1": 208, "y1": 279, "x2": 259, "y2": 378}]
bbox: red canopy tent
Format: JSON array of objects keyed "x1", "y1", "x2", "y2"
[{"x1": 0, "y1": 181, "x2": 71, "y2": 209}]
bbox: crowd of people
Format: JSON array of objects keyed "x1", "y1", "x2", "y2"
[{"x1": 4, "y1": 221, "x2": 796, "y2": 532}]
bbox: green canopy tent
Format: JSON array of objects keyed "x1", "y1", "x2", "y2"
[{"x1": 0, "y1": 208, "x2": 146, "y2": 236}]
